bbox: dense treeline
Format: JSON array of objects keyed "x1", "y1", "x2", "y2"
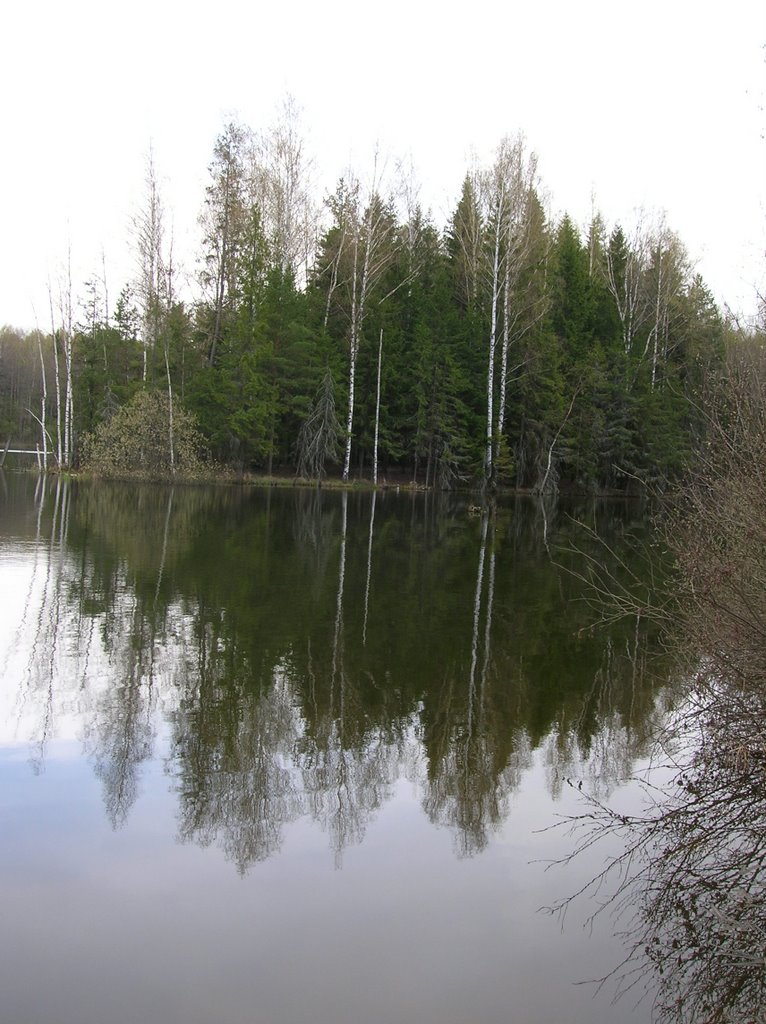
[{"x1": 0, "y1": 112, "x2": 741, "y2": 491}]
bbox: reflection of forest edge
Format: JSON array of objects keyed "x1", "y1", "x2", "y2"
[{"x1": 3, "y1": 474, "x2": 671, "y2": 871}]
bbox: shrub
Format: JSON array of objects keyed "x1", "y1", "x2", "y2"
[{"x1": 81, "y1": 389, "x2": 211, "y2": 480}]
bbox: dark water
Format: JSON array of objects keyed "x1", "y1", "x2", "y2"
[{"x1": 0, "y1": 475, "x2": 668, "y2": 1024}]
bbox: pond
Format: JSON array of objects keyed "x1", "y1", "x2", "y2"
[{"x1": 0, "y1": 475, "x2": 670, "y2": 1024}]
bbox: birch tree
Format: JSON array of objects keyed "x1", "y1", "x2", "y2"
[
  {"x1": 643, "y1": 221, "x2": 689, "y2": 388},
  {"x1": 62, "y1": 253, "x2": 74, "y2": 467},
  {"x1": 256, "y1": 96, "x2": 317, "y2": 286},
  {"x1": 37, "y1": 330, "x2": 48, "y2": 470},
  {"x1": 47, "y1": 250, "x2": 75, "y2": 467},
  {"x1": 604, "y1": 221, "x2": 649, "y2": 357},
  {"x1": 133, "y1": 150, "x2": 178, "y2": 472},
  {"x1": 344, "y1": 186, "x2": 398, "y2": 480},
  {"x1": 476, "y1": 136, "x2": 541, "y2": 486},
  {"x1": 319, "y1": 160, "x2": 399, "y2": 481},
  {"x1": 494, "y1": 143, "x2": 542, "y2": 460},
  {"x1": 134, "y1": 148, "x2": 165, "y2": 383},
  {"x1": 48, "y1": 283, "x2": 63, "y2": 466},
  {"x1": 372, "y1": 328, "x2": 383, "y2": 485}
]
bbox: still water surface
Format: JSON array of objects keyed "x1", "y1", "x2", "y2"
[{"x1": 0, "y1": 476, "x2": 667, "y2": 1024}]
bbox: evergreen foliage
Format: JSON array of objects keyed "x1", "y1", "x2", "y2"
[
  {"x1": 295, "y1": 368, "x2": 343, "y2": 482},
  {"x1": 1, "y1": 127, "x2": 741, "y2": 491}
]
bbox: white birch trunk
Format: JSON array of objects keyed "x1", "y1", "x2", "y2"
[
  {"x1": 165, "y1": 346, "x2": 175, "y2": 474},
  {"x1": 165, "y1": 246, "x2": 176, "y2": 474},
  {"x1": 64, "y1": 338, "x2": 73, "y2": 466},
  {"x1": 48, "y1": 288, "x2": 62, "y2": 467},
  {"x1": 62, "y1": 252, "x2": 74, "y2": 467},
  {"x1": 604, "y1": 223, "x2": 648, "y2": 358},
  {"x1": 373, "y1": 328, "x2": 383, "y2": 485},
  {"x1": 342, "y1": 185, "x2": 379, "y2": 480},
  {"x1": 323, "y1": 230, "x2": 344, "y2": 330},
  {"x1": 651, "y1": 243, "x2": 663, "y2": 390},
  {"x1": 37, "y1": 334, "x2": 48, "y2": 472},
  {"x1": 496, "y1": 259, "x2": 511, "y2": 461},
  {"x1": 342, "y1": 230, "x2": 360, "y2": 481},
  {"x1": 484, "y1": 206, "x2": 503, "y2": 483}
]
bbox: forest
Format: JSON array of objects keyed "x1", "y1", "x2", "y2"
[{"x1": 0, "y1": 110, "x2": 748, "y2": 492}]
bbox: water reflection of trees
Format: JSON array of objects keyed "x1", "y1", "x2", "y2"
[
  {"x1": 173, "y1": 668, "x2": 304, "y2": 871},
  {"x1": 555, "y1": 676, "x2": 766, "y2": 1024},
  {"x1": 551, "y1": 395, "x2": 766, "y2": 1024},
  {"x1": 3, "y1": 475, "x2": 665, "y2": 871}
]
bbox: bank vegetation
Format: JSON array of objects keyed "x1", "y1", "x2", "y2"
[
  {"x1": 555, "y1": 333, "x2": 766, "y2": 1023},
  {"x1": 0, "y1": 109, "x2": 737, "y2": 491}
]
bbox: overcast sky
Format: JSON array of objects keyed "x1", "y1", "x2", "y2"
[{"x1": 2, "y1": 0, "x2": 764, "y2": 330}]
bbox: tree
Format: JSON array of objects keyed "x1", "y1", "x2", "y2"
[
  {"x1": 604, "y1": 221, "x2": 649, "y2": 358},
  {"x1": 315, "y1": 161, "x2": 399, "y2": 480},
  {"x1": 132, "y1": 149, "x2": 183, "y2": 473},
  {"x1": 81, "y1": 389, "x2": 207, "y2": 479},
  {"x1": 643, "y1": 221, "x2": 689, "y2": 389},
  {"x1": 553, "y1": 337, "x2": 766, "y2": 1022},
  {"x1": 256, "y1": 95, "x2": 317, "y2": 286},
  {"x1": 467, "y1": 136, "x2": 544, "y2": 487},
  {"x1": 199, "y1": 122, "x2": 250, "y2": 368},
  {"x1": 47, "y1": 249, "x2": 76, "y2": 467},
  {"x1": 447, "y1": 174, "x2": 483, "y2": 313},
  {"x1": 296, "y1": 368, "x2": 343, "y2": 482}
]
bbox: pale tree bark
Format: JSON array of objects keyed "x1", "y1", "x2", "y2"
[
  {"x1": 164, "y1": 235, "x2": 176, "y2": 475},
  {"x1": 49, "y1": 248, "x2": 74, "y2": 467},
  {"x1": 134, "y1": 148, "x2": 178, "y2": 472},
  {"x1": 339, "y1": 159, "x2": 398, "y2": 481},
  {"x1": 257, "y1": 95, "x2": 317, "y2": 286},
  {"x1": 31, "y1": 313, "x2": 50, "y2": 470},
  {"x1": 318, "y1": 160, "x2": 413, "y2": 482},
  {"x1": 395, "y1": 157, "x2": 428, "y2": 303},
  {"x1": 649, "y1": 237, "x2": 664, "y2": 390},
  {"x1": 372, "y1": 328, "x2": 383, "y2": 485},
  {"x1": 134, "y1": 145, "x2": 166, "y2": 381},
  {"x1": 484, "y1": 197, "x2": 503, "y2": 482},
  {"x1": 642, "y1": 221, "x2": 688, "y2": 389},
  {"x1": 319, "y1": 177, "x2": 358, "y2": 332},
  {"x1": 604, "y1": 218, "x2": 650, "y2": 357},
  {"x1": 61, "y1": 250, "x2": 74, "y2": 466},
  {"x1": 100, "y1": 248, "x2": 110, "y2": 326},
  {"x1": 322, "y1": 211, "x2": 348, "y2": 330},
  {"x1": 495, "y1": 142, "x2": 540, "y2": 460},
  {"x1": 47, "y1": 283, "x2": 62, "y2": 467},
  {"x1": 478, "y1": 136, "x2": 540, "y2": 485},
  {"x1": 37, "y1": 332, "x2": 48, "y2": 471},
  {"x1": 537, "y1": 383, "x2": 579, "y2": 497}
]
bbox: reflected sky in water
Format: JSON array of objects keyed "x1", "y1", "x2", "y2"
[{"x1": 0, "y1": 475, "x2": 668, "y2": 1024}]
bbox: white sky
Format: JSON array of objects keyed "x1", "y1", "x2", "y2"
[{"x1": 1, "y1": 0, "x2": 764, "y2": 330}]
